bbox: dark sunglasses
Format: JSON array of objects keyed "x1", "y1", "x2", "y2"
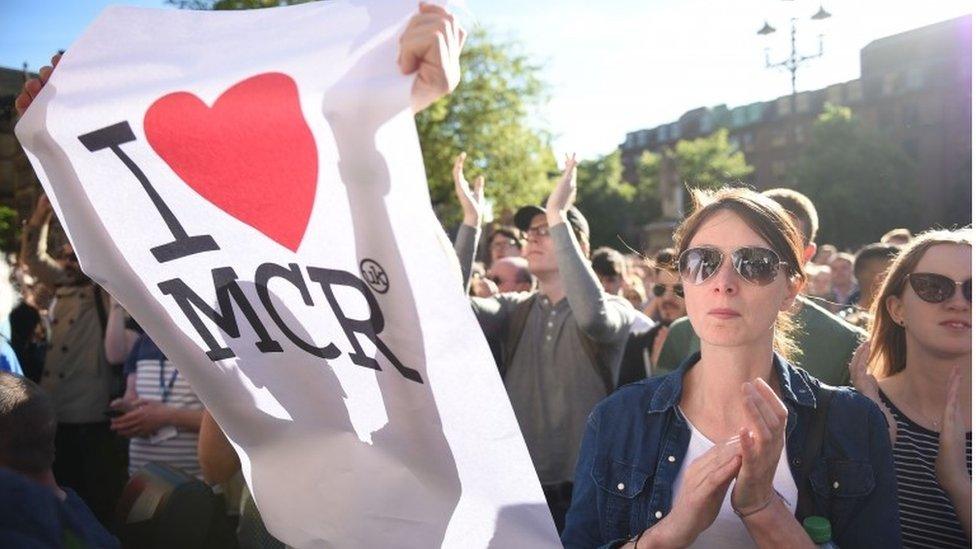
[
  {"x1": 906, "y1": 273, "x2": 972, "y2": 303},
  {"x1": 652, "y1": 283, "x2": 684, "y2": 298},
  {"x1": 678, "y1": 246, "x2": 790, "y2": 286}
]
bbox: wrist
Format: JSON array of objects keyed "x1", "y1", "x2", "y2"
[
  {"x1": 461, "y1": 213, "x2": 480, "y2": 228},
  {"x1": 546, "y1": 210, "x2": 567, "y2": 227},
  {"x1": 640, "y1": 516, "x2": 688, "y2": 549}
]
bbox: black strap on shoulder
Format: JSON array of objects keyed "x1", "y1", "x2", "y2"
[
  {"x1": 93, "y1": 285, "x2": 108, "y2": 335},
  {"x1": 502, "y1": 294, "x2": 537, "y2": 379},
  {"x1": 795, "y1": 385, "x2": 835, "y2": 521},
  {"x1": 578, "y1": 328, "x2": 613, "y2": 395}
]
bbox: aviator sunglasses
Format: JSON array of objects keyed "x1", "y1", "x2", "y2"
[
  {"x1": 678, "y1": 246, "x2": 791, "y2": 286},
  {"x1": 905, "y1": 273, "x2": 972, "y2": 303}
]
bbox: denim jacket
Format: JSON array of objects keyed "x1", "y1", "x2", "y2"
[{"x1": 562, "y1": 352, "x2": 901, "y2": 548}]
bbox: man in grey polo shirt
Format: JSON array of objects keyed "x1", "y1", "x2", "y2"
[{"x1": 453, "y1": 154, "x2": 636, "y2": 532}]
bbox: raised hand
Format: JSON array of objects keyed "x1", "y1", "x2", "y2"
[
  {"x1": 545, "y1": 153, "x2": 578, "y2": 225},
  {"x1": 936, "y1": 366, "x2": 970, "y2": 492},
  {"x1": 452, "y1": 152, "x2": 485, "y2": 227},
  {"x1": 398, "y1": 2, "x2": 466, "y2": 114},
  {"x1": 730, "y1": 379, "x2": 788, "y2": 516},
  {"x1": 849, "y1": 340, "x2": 897, "y2": 444},
  {"x1": 637, "y1": 438, "x2": 742, "y2": 547},
  {"x1": 15, "y1": 53, "x2": 61, "y2": 117}
]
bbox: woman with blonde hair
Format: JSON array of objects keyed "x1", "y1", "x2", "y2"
[
  {"x1": 852, "y1": 228, "x2": 971, "y2": 547},
  {"x1": 563, "y1": 187, "x2": 899, "y2": 548}
]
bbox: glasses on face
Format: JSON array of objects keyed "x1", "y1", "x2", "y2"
[
  {"x1": 652, "y1": 283, "x2": 684, "y2": 298},
  {"x1": 524, "y1": 225, "x2": 550, "y2": 240},
  {"x1": 678, "y1": 246, "x2": 790, "y2": 286},
  {"x1": 905, "y1": 273, "x2": 972, "y2": 303},
  {"x1": 490, "y1": 238, "x2": 519, "y2": 250}
]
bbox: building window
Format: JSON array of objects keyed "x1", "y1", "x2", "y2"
[
  {"x1": 795, "y1": 93, "x2": 811, "y2": 113},
  {"x1": 902, "y1": 138, "x2": 919, "y2": 160},
  {"x1": 657, "y1": 126, "x2": 668, "y2": 142},
  {"x1": 906, "y1": 68, "x2": 924, "y2": 90},
  {"x1": 770, "y1": 128, "x2": 788, "y2": 148},
  {"x1": 847, "y1": 81, "x2": 863, "y2": 102},
  {"x1": 882, "y1": 72, "x2": 901, "y2": 96},
  {"x1": 732, "y1": 108, "x2": 746, "y2": 127},
  {"x1": 741, "y1": 132, "x2": 755, "y2": 152},
  {"x1": 669, "y1": 123, "x2": 680, "y2": 141},
  {"x1": 902, "y1": 104, "x2": 919, "y2": 129},
  {"x1": 776, "y1": 97, "x2": 792, "y2": 117}
]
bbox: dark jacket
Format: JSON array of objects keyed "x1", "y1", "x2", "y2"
[{"x1": 562, "y1": 351, "x2": 901, "y2": 548}]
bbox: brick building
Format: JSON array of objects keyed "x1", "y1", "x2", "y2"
[{"x1": 620, "y1": 15, "x2": 972, "y2": 248}]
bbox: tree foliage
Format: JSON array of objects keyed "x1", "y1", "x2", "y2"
[
  {"x1": 674, "y1": 128, "x2": 753, "y2": 192},
  {"x1": 791, "y1": 104, "x2": 918, "y2": 249},
  {"x1": 416, "y1": 30, "x2": 554, "y2": 226}
]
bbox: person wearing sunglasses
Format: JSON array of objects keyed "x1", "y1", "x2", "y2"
[
  {"x1": 619, "y1": 249, "x2": 686, "y2": 385},
  {"x1": 562, "y1": 187, "x2": 899, "y2": 548},
  {"x1": 851, "y1": 229, "x2": 971, "y2": 548},
  {"x1": 654, "y1": 188, "x2": 866, "y2": 387}
]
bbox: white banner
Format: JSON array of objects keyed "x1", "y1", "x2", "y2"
[{"x1": 15, "y1": 2, "x2": 559, "y2": 547}]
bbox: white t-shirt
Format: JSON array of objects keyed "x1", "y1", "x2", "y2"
[{"x1": 672, "y1": 407, "x2": 798, "y2": 548}]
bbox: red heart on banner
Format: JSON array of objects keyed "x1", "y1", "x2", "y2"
[{"x1": 144, "y1": 72, "x2": 317, "y2": 252}]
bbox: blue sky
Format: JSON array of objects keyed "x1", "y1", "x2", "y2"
[{"x1": 1, "y1": 0, "x2": 970, "y2": 158}]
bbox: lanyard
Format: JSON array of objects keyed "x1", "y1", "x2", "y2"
[{"x1": 159, "y1": 360, "x2": 179, "y2": 404}]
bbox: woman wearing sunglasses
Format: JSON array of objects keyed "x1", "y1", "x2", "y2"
[
  {"x1": 562, "y1": 187, "x2": 899, "y2": 548},
  {"x1": 855, "y1": 229, "x2": 971, "y2": 548}
]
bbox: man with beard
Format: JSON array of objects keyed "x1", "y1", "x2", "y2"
[
  {"x1": 19, "y1": 195, "x2": 123, "y2": 525},
  {"x1": 617, "y1": 248, "x2": 685, "y2": 385}
]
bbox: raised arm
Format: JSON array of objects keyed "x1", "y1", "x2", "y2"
[
  {"x1": 19, "y1": 195, "x2": 70, "y2": 286},
  {"x1": 451, "y1": 152, "x2": 486, "y2": 289},
  {"x1": 546, "y1": 155, "x2": 632, "y2": 342}
]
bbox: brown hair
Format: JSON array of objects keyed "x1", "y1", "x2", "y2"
[
  {"x1": 762, "y1": 188, "x2": 819, "y2": 246},
  {"x1": 674, "y1": 187, "x2": 807, "y2": 361},
  {"x1": 0, "y1": 372, "x2": 57, "y2": 475},
  {"x1": 867, "y1": 228, "x2": 973, "y2": 378}
]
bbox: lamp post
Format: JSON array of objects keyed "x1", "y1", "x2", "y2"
[{"x1": 757, "y1": 3, "x2": 832, "y2": 114}]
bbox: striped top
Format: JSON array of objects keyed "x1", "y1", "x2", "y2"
[
  {"x1": 880, "y1": 390, "x2": 971, "y2": 548},
  {"x1": 126, "y1": 336, "x2": 203, "y2": 480}
]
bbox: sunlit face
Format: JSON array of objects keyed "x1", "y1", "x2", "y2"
[
  {"x1": 489, "y1": 233, "x2": 522, "y2": 264},
  {"x1": 857, "y1": 257, "x2": 893, "y2": 305},
  {"x1": 488, "y1": 258, "x2": 531, "y2": 293},
  {"x1": 523, "y1": 214, "x2": 558, "y2": 275},
  {"x1": 887, "y1": 244, "x2": 972, "y2": 359},
  {"x1": 830, "y1": 257, "x2": 854, "y2": 286},
  {"x1": 682, "y1": 210, "x2": 799, "y2": 350},
  {"x1": 598, "y1": 273, "x2": 624, "y2": 295}
]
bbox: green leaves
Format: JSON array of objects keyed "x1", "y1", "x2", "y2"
[
  {"x1": 415, "y1": 30, "x2": 554, "y2": 227},
  {"x1": 791, "y1": 103, "x2": 918, "y2": 248}
]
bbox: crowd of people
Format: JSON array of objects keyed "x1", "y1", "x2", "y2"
[{"x1": 1, "y1": 4, "x2": 971, "y2": 548}]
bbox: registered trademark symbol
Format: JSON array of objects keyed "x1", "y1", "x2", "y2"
[{"x1": 359, "y1": 259, "x2": 389, "y2": 294}]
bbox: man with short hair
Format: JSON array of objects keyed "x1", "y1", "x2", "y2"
[
  {"x1": 830, "y1": 252, "x2": 858, "y2": 309},
  {"x1": 840, "y1": 243, "x2": 901, "y2": 329},
  {"x1": 590, "y1": 247, "x2": 627, "y2": 296},
  {"x1": 487, "y1": 226, "x2": 524, "y2": 266},
  {"x1": 0, "y1": 371, "x2": 119, "y2": 547},
  {"x1": 453, "y1": 156, "x2": 634, "y2": 532},
  {"x1": 880, "y1": 227, "x2": 912, "y2": 246},
  {"x1": 655, "y1": 188, "x2": 866, "y2": 386},
  {"x1": 487, "y1": 256, "x2": 534, "y2": 293}
]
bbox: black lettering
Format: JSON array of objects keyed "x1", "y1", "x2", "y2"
[
  {"x1": 255, "y1": 262, "x2": 341, "y2": 359},
  {"x1": 307, "y1": 267, "x2": 422, "y2": 384},
  {"x1": 78, "y1": 121, "x2": 219, "y2": 263},
  {"x1": 158, "y1": 267, "x2": 283, "y2": 360}
]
